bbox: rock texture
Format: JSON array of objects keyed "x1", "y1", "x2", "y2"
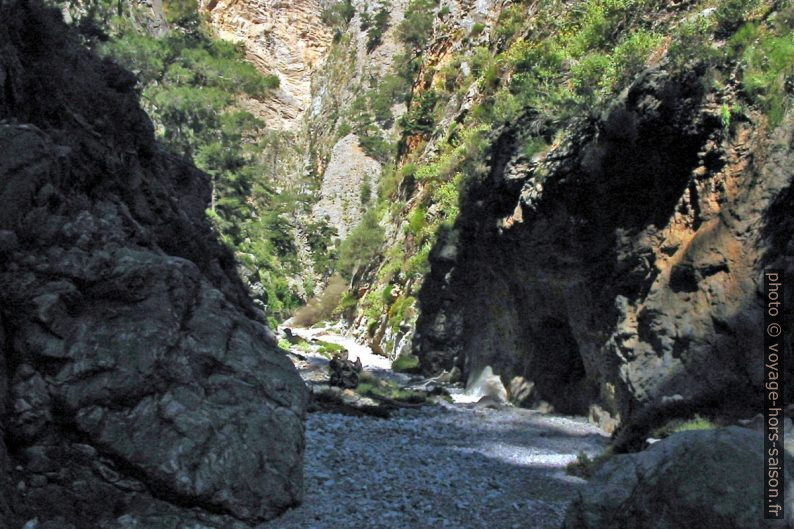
[
  {"x1": 563, "y1": 427, "x2": 794, "y2": 528},
  {"x1": 313, "y1": 134, "x2": 382, "y2": 239},
  {"x1": 413, "y1": 66, "x2": 794, "y2": 439},
  {"x1": 0, "y1": 3, "x2": 306, "y2": 527},
  {"x1": 200, "y1": 0, "x2": 333, "y2": 131}
]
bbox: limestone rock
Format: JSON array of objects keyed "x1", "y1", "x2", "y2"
[
  {"x1": 465, "y1": 366, "x2": 508, "y2": 402},
  {"x1": 199, "y1": 0, "x2": 333, "y2": 131},
  {"x1": 313, "y1": 134, "x2": 382, "y2": 239},
  {"x1": 0, "y1": 4, "x2": 306, "y2": 527},
  {"x1": 563, "y1": 427, "x2": 794, "y2": 529}
]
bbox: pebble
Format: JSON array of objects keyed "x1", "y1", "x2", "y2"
[
  {"x1": 264, "y1": 332, "x2": 610, "y2": 529},
  {"x1": 259, "y1": 405, "x2": 608, "y2": 529}
]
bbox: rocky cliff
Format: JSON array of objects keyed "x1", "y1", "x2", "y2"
[
  {"x1": 199, "y1": 0, "x2": 333, "y2": 131},
  {"x1": 295, "y1": 0, "x2": 794, "y2": 444},
  {"x1": 414, "y1": 55, "x2": 794, "y2": 439},
  {"x1": 180, "y1": 0, "x2": 793, "y2": 446},
  {"x1": 0, "y1": 2, "x2": 307, "y2": 527}
]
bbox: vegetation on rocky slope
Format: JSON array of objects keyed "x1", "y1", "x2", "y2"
[
  {"x1": 323, "y1": 0, "x2": 793, "y2": 365},
  {"x1": 54, "y1": 0, "x2": 324, "y2": 324}
]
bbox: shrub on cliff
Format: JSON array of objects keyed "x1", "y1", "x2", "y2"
[
  {"x1": 322, "y1": 0, "x2": 355, "y2": 27},
  {"x1": 366, "y1": 4, "x2": 391, "y2": 52},
  {"x1": 79, "y1": 1, "x2": 303, "y2": 320},
  {"x1": 399, "y1": 90, "x2": 438, "y2": 135},
  {"x1": 337, "y1": 210, "x2": 386, "y2": 280},
  {"x1": 397, "y1": 0, "x2": 438, "y2": 52}
]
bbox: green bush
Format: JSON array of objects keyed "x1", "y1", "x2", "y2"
[
  {"x1": 367, "y1": 6, "x2": 391, "y2": 52},
  {"x1": 359, "y1": 132, "x2": 395, "y2": 161},
  {"x1": 337, "y1": 121, "x2": 353, "y2": 138},
  {"x1": 361, "y1": 179, "x2": 373, "y2": 204},
  {"x1": 398, "y1": 0, "x2": 438, "y2": 51},
  {"x1": 715, "y1": 0, "x2": 759, "y2": 35},
  {"x1": 356, "y1": 373, "x2": 426, "y2": 403},
  {"x1": 399, "y1": 90, "x2": 438, "y2": 135},
  {"x1": 567, "y1": 0, "x2": 646, "y2": 55},
  {"x1": 321, "y1": 0, "x2": 355, "y2": 27},
  {"x1": 571, "y1": 52, "x2": 612, "y2": 103},
  {"x1": 407, "y1": 206, "x2": 427, "y2": 236},
  {"x1": 740, "y1": 28, "x2": 794, "y2": 127},
  {"x1": 667, "y1": 16, "x2": 719, "y2": 69},
  {"x1": 494, "y1": 4, "x2": 524, "y2": 42},
  {"x1": 523, "y1": 136, "x2": 549, "y2": 159},
  {"x1": 164, "y1": 0, "x2": 199, "y2": 25},
  {"x1": 387, "y1": 294, "x2": 415, "y2": 331},
  {"x1": 305, "y1": 219, "x2": 338, "y2": 273},
  {"x1": 392, "y1": 354, "x2": 422, "y2": 373},
  {"x1": 333, "y1": 289, "x2": 360, "y2": 318},
  {"x1": 337, "y1": 210, "x2": 386, "y2": 279},
  {"x1": 566, "y1": 447, "x2": 615, "y2": 479},
  {"x1": 403, "y1": 242, "x2": 431, "y2": 278},
  {"x1": 469, "y1": 46, "x2": 493, "y2": 78},
  {"x1": 378, "y1": 165, "x2": 403, "y2": 199},
  {"x1": 611, "y1": 30, "x2": 663, "y2": 84},
  {"x1": 651, "y1": 414, "x2": 718, "y2": 439},
  {"x1": 438, "y1": 55, "x2": 463, "y2": 92}
]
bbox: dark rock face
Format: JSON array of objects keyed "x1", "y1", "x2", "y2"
[
  {"x1": 328, "y1": 351, "x2": 363, "y2": 389},
  {"x1": 0, "y1": 3, "x2": 307, "y2": 527},
  {"x1": 563, "y1": 427, "x2": 794, "y2": 528},
  {"x1": 414, "y1": 67, "x2": 793, "y2": 438}
]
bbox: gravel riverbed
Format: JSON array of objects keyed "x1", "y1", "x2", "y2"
[
  {"x1": 261, "y1": 328, "x2": 609, "y2": 529},
  {"x1": 261, "y1": 394, "x2": 608, "y2": 529}
]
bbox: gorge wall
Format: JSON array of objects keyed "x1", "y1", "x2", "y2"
[
  {"x1": 281, "y1": 0, "x2": 794, "y2": 443},
  {"x1": 413, "y1": 67, "x2": 794, "y2": 437},
  {"x1": 200, "y1": 0, "x2": 333, "y2": 131},
  {"x1": 0, "y1": 2, "x2": 307, "y2": 527},
  {"x1": 89, "y1": 0, "x2": 793, "y2": 447}
]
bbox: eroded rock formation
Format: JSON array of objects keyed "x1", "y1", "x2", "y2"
[
  {"x1": 413, "y1": 66, "x2": 794, "y2": 440},
  {"x1": 0, "y1": 3, "x2": 307, "y2": 527},
  {"x1": 200, "y1": 0, "x2": 333, "y2": 131}
]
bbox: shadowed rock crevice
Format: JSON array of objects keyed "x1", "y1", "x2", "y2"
[
  {"x1": 414, "y1": 65, "x2": 793, "y2": 438},
  {"x1": 0, "y1": 2, "x2": 307, "y2": 527}
]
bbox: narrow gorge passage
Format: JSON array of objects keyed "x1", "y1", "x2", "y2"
[
  {"x1": 264, "y1": 326, "x2": 609, "y2": 529},
  {"x1": 2, "y1": 1, "x2": 791, "y2": 527}
]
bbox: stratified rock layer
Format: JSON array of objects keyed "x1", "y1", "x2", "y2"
[
  {"x1": 200, "y1": 0, "x2": 333, "y2": 131},
  {"x1": 414, "y1": 67, "x2": 794, "y2": 439},
  {"x1": 0, "y1": 3, "x2": 307, "y2": 527}
]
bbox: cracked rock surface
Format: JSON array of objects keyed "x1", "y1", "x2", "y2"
[{"x1": 0, "y1": 3, "x2": 306, "y2": 527}]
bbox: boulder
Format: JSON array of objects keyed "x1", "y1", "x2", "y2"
[
  {"x1": 563, "y1": 427, "x2": 794, "y2": 529},
  {"x1": 465, "y1": 365, "x2": 508, "y2": 403},
  {"x1": 0, "y1": 3, "x2": 306, "y2": 527},
  {"x1": 329, "y1": 351, "x2": 363, "y2": 389}
]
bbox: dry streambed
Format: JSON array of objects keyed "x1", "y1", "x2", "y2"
[{"x1": 261, "y1": 326, "x2": 609, "y2": 529}]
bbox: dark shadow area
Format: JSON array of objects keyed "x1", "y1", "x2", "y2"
[{"x1": 414, "y1": 68, "x2": 718, "y2": 425}]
